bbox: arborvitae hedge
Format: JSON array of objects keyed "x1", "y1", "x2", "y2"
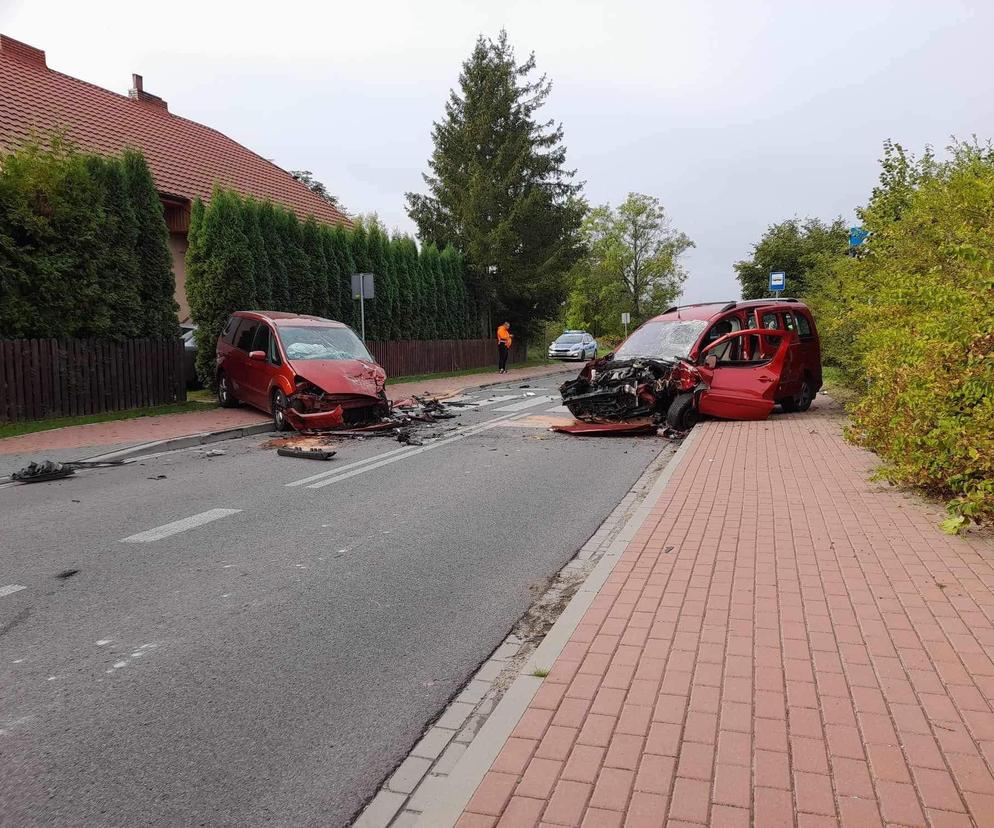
[
  {"x1": 185, "y1": 187, "x2": 480, "y2": 385},
  {"x1": 0, "y1": 140, "x2": 178, "y2": 340}
]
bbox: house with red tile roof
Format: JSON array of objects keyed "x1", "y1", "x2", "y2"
[{"x1": 0, "y1": 34, "x2": 351, "y2": 323}]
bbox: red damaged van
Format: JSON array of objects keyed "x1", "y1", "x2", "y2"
[
  {"x1": 560, "y1": 299, "x2": 822, "y2": 431},
  {"x1": 215, "y1": 311, "x2": 388, "y2": 431}
]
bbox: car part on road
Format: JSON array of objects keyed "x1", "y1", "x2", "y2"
[
  {"x1": 10, "y1": 458, "x2": 131, "y2": 484},
  {"x1": 276, "y1": 447, "x2": 336, "y2": 460},
  {"x1": 551, "y1": 419, "x2": 657, "y2": 436}
]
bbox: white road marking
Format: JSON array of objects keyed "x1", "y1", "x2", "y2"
[
  {"x1": 121, "y1": 509, "x2": 241, "y2": 543},
  {"x1": 493, "y1": 394, "x2": 558, "y2": 412},
  {"x1": 470, "y1": 394, "x2": 519, "y2": 407},
  {"x1": 286, "y1": 443, "x2": 417, "y2": 488},
  {"x1": 307, "y1": 412, "x2": 528, "y2": 489},
  {"x1": 0, "y1": 584, "x2": 26, "y2": 598}
]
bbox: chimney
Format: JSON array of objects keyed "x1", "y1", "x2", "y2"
[
  {"x1": 129, "y1": 73, "x2": 168, "y2": 110},
  {"x1": 0, "y1": 34, "x2": 47, "y2": 68}
]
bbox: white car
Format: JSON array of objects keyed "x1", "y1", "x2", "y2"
[{"x1": 548, "y1": 331, "x2": 597, "y2": 361}]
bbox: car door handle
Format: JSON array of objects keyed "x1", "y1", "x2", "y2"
[{"x1": 758, "y1": 376, "x2": 773, "y2": 383}]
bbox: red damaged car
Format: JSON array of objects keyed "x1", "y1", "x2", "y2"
[
  {"x1": 559, "y1": 299, "x2": 821, "y2": 432},
  {"x1": 216, "y1": 311, "x2": 388, "y2": 432}
]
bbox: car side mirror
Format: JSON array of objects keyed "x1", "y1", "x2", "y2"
[
  {"x1": 249, "y1": 350, "x2": 266, "y2": 361},
  {"x1": 703, "y1": 354, "x2": 718, "y2": 369}
]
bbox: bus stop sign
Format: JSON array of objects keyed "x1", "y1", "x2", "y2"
[{"x1": 769, "y1": 271, "x2": 786, "y2": 293}]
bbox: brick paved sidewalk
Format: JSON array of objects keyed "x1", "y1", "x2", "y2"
[
  {"x1": 0, "y1": 363, "x2": 568, "y2": 455},
  {"x1": 458, "y1": 396, "x2": 994, "y2": 827}
]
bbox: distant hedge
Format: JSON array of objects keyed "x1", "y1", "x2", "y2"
[
  {"x1": 0, "y1": 138, "x2": 178, "y2": 339},
  {"x1": 185, "y1": 186, "x2": 480, "y2": 387}
]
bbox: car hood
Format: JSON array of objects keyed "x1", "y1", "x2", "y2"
[{"x1": 289, "y1": 358, "x2": 386, "y2": 398}]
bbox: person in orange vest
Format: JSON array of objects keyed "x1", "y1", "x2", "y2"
[{"x1": 496, "y1": 321, "x2": 513, "y2": 373}]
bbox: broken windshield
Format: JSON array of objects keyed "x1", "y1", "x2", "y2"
[
  {"x1": 278, "y1": 326, "x2": 373, "y2": 362},
  {"x1": 614, "y1": 320, "x2": 708, "y2": 361}
]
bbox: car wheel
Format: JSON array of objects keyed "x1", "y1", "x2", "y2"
[
  {"x1": 217, "y1": 371, "x2": 237, "y2": 408},
  {"x1": 272, "y1": 389, "x2": 292, "y2": 432},
  {"x1": 666, "y1": 393, "x2": 698, "y2": 431},
  {"x1": 795, "y1": 379, "x2": 814, "y2": 412}
]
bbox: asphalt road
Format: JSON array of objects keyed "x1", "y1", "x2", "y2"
[{"x1": 0, "y1": 370, "x2": 668, "y2": 826}]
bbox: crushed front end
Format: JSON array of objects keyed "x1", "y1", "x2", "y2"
[
  {"x1": 559, "y1": 357, "x2": 679, "y2": 422},
  {"x1": 284, "y1": 371, "x2": 390, "y2": 432}
]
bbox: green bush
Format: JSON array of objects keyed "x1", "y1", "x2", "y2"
[{"x1": 809, "y1": 141, "x2": 994, "y2": 529}]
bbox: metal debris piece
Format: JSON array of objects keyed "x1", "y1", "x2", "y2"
[
  {"x1": 276, "y1": 447, "x2": 336, "y2": 460},
  {"x1": 11, "y1": 460, "x2": 75, "y2": 482}
]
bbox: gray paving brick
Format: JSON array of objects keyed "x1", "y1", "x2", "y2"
[
  {"x1": 435, "y1": 700, "x2": 474, "y2": 731},
  {"x1": 387, "y1": 755, "x2": 433, "y2": 794},
  {"x1": 433, "y1": 740, "x2": 468, "y2": 775},
  {"x1": 406, "y1": 773, "x2": 446, "y2": 813},
  {"x1": 410, "y1": 726, "x2": 455, "y2": 760},
  {"x1": 456, "y1": 679, "x2": 490, "y2": 705},
  {"x1": 353, "y1": 790, "x2": 406, "y2": 828},
  {"x1": 474, "y1": 659, "x2": 503, "y2": 682}
]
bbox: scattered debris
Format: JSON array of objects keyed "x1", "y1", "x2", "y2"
[
  {"x1": 396, "y1": 430, "x2": 423, "y2": 446},
  {"x1": 55, "y1": 569, "x2": 80, "y2": 579},
  {"x1": 147, "y1": 474, "x2": 168, "y2": 480},
  {"x1": 203, "y1": 449, "x2": 226, "y2": 457},
  {"x1": 10, "y1": 458, "x2": 130, "y2": 484},
  {"x1": 276, "y1": 447, "x2": 336, "y2": 460},
  {"x1": 12, "y1": 460, "x2": 75, "y2": 482}
]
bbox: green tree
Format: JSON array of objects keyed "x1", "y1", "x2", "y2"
[
  {"x1": 366, "y1": 222, "x2": 392, "y2": 339},
  {"x1": 406, "y1": 30, "x2": 585, "y2": 333},
  {"x1": 279, "y1": 211, "x2": 312, "y2": 314},
  {"x1": 258, "y1": 201, "x2": 289, "y2": 310},
  {"x1": 331, "y1": 225, "x2": 357, "y2": 328},
  {"x1": 302, "y1": 217, "x2": 329, "y2": 315},
  {"x1": 734, "y1": 216, "x2": 848, "y2": 300},
  {"x1": 186, "y1": 187, "x2": 255, "y2": 386},
  {"x1": 122, "y1": 148, "x2": 178, "y2": 336},
  {"x1": 88, "y1": 156, "x2": 142, "y2": 338},
  {"x1": 290, "y1": 169, "x2": 346, "y2": 213},
  {"x1": 391, "y1": 236, "x2": 414, "y2": 339},
  {"x1": 242, "y1": 199, "x2": 271, "y2": 309},
  {"x1": 418, "y1": 244, "x2": 441, "y2": 339},
  {"x1": 564, "y1": 194, "x2": 693, "y2": 337},
  {"x1": 320, "y1": 227, "x2": 341, "y2": 320}
]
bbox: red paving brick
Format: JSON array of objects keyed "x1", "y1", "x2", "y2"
[{"x1": 459, "y1": 398, "x2": 994, "y2": 826}]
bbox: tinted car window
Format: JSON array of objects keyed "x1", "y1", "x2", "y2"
[
  {"x1": 252, "y1": 324, "x2": 271, "y2": 355},
  {"x1": 221, "y1": 316, "x2": 240, "y2": 344},
  {"x1": 783, "y1": 312, "x2": 796, "y2": 331},
  {"x1": 235, "y1": 321, "x2": 260, "y2": 351},
  {"x1": 555, "y1": 334, "x2": 584, "y2": 344},
  {"x1": 796, "y1": 312, "x2": 812, "y2": 337}
]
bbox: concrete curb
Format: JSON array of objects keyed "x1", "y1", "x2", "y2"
[
  {"x1": 82, "y1": 422, "x2": 274, "y2": 463},
  {"x1": 413, "y1": 426, "x2": 701, "y2": 827}
]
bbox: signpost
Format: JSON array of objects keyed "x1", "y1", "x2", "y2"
[
  {"x1": 351, "y1": 273, "x2": 375, "y2": 341},
  {"x1": 769, "y1": 271, "x2": 786, "y2": 297},
  {"x1": 621, "y1": 312, "x2": 631, "y2": 338}
]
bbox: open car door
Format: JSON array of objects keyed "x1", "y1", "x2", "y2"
[{"x1": 695, "y1": 326, "x2": 790, "y2": 421}]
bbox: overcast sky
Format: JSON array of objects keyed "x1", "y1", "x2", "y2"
[{"x1": 2, "y1": 0, "x2": 991, "y2": 302}]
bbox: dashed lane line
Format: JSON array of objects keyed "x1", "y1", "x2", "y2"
[
  {"x1": 121, "y1": 508, "x2": 242, "y2": 543},
  {"x1": 306, "y1": 411, "x2": 530, "y2": 490},
  {"x1": 492, "y1": 394, "x2": 558, "y2": 413},
  {"x1": 0, "y1": 584, "x2": 26, "y2": 598}
]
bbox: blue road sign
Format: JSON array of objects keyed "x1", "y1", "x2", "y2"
[
  {"x1": 849, "y1": 226, "x2": 869, "y2": 247},
  {"x1": 769, "y1": 271, "x2": 786, "y2": 292}
]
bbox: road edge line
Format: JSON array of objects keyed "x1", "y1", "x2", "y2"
[{"x1": 411, "y1": 426, "x2": 701, "y2": 828}]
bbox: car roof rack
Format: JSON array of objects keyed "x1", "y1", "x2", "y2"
[{"x1": 662, "y1": 301, "x2": 736, "y2": 314}]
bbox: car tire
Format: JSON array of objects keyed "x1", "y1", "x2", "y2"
[
  {"x1": 217, "y1": 371, "x2": 237, "y2": 408},
  {"x1": 781, "y1": 379, "x2": 813, "y2": 413},
  {"x1": 666, "y1": 393, "x2": 698, "y2": 431},
  {"x1": 272, "y1": 389, "x2": 292, "y2": 432}
]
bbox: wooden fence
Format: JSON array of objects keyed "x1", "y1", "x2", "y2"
[
  {"x1": 366, "y1": 338, "x2": 526, "y2": 378},
  {"x1": 0, "y1": 338, "x2": 186, "y2": 423}
]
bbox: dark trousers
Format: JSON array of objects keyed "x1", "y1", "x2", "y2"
[{"x1": 498, "y1": 343, "x2": 509, "y2": 371}]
